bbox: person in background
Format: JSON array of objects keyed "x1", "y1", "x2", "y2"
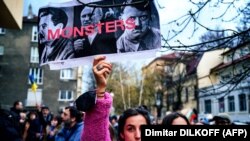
[
  {"x1": 109, "y1": 122, "x2": 118, "y2": 141},
  {"x1": 37, "y1": 104, "x2": 54, "y2": 139},
  {"x1": 161, "y1": 112, "x2": 190, "y2": 126},
  {"x1": 0, "y1": 108, "x2": 23, "y2": 141},
  {"x1": 55, "y1": 106, "x2": 83, "y2": 141},
  {"x1": 110, "y1": 115, "x2": 118, "y2": 138},
  {"x1": 212, "y1": 113, "x2": 232, "y2": 125},
  {"x1": 10, "y1": 100, "x2": 24, "y2": 123},
  {"x1": 19, "y1": 110, "x2": 28, "y2": 136},
  {"x1": 23, "y1": 111, "x2": 43, "y2": 141},
  {"x1": 46, "y1": 115, "x2": 62, "y2": 141},
  {"x1": 193, "y1": 117, "x2": 210, "y2": 125},
  {"x1": 10, "y1": 100, "x2": 24, "y2": 139}
]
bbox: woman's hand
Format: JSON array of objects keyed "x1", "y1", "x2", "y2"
[{"x1": 92, "y1": 55, "x2": 112, "y2": 98}]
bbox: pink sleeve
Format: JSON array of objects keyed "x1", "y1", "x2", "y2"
[{"x1": 81, "y1": 92, "x2": 112, "y2": 141}]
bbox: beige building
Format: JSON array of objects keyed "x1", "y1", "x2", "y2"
[
  {"x1": 0, "y1": 0, "x2": 23, "y2": 29},
  {"x1": 142, "y1": 52, "x2": 200, "y2": 118},
  {"x1": 197, "y1": 45, "x2": 250, "y2": 122},
  {"x1": 197, "y1": 49, "x2": 228, "y2": 88}
]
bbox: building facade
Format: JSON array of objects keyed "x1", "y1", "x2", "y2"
[
  {"x1": 0, "y1": 11, "x2": 80, "y2": 114},
  {"x1": 143, "y1": 52, "x2": 199, "y2": 118},
  {"x1": 198, "y1": 45, "x2": 250, "y2": 122}
]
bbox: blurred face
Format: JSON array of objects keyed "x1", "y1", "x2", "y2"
[
  {"x1": 20, "y1": 112, "x2": 26, "y2": 123},
  {"x1": 61, "y1": 108, "x2": 71, "y2": 128},
  {"x1": 51, "y1": 119, "x2": 58, "y2": 126},
  {"x1": 61, "y1": 108, "x2": 70, "y2": 121},
  {"x1": 172, "y1": 117, "x2": 188, "y2": 125},
  {"x1": 30, "y1": 113, "x2": 36, "y2": 120},
  {"x1": 39, "y1": 13, "x2": 63, "y2": 45},
  {"x1": 111, "y1": 119, "x2": 116, "y2": 125},
  {"x1": 42, "y1": 108, "x2": 49, "y2": 117},
  {"x1": 20, "y1": 112, "x2": 26, "y2": 119},
  {"x1": 121, "y1": 6, "x2": 150, "y2": 40},
  {"x1": 80, "y1": 7, "x2": 102, "y2": 26},
  {"x1": 16, "y1": 102, "x2": 23, "y2": 110},
  {"x1": 120, "y1": 115, "x2": 147, "y2": 141}
]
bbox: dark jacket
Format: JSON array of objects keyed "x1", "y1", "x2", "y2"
[
  {"x1": 0, "y1": 109, "x2": 22, "y2": 141},
  {"x1": 55, "y1": 122, "x2": 84, "y2": 141},
  {"x1": 40, "y1": 37, "x2": 75, "y2": 63},
  {"x1": 75, "y1": 32, "x2": 117, "y2": 57}
]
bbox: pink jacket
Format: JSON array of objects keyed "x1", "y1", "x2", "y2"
[{"x1": 81, "y1": 92, "x2": 112, "y2": 141}]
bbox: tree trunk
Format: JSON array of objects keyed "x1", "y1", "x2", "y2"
[{"x1": 119, "y1": 66, "x2": 126, "y2": 110}]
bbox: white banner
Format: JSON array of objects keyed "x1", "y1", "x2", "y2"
[{"x1": 38, "y1": 0, "x2": 161, "y2": 69}]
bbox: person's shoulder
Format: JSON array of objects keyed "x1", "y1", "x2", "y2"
[{"x1": 78, "y1": 122, "x2": 84, "y2": 130}]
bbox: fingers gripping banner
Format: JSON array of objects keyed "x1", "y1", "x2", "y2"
[{"x1": 38, "y1": 0, "x2": 161, "y2": 70}]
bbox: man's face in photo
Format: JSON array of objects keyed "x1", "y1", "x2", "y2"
[
  {"x1": 122, "y1": 6, "x2": 150, "y2": 40},
  {"x1": 39, "y1": 13, "x2": 63, "y2": 45},
  {"x1": 80, "y1": 7, "x2": 102, "y2": 26}
]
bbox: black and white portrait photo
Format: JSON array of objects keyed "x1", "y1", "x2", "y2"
[
  {"x1": 37, "y1": 0, "x2": 161, "y2": 68},
  {"x1": 73, "y1": 5, "x2": 117, "y2": 58},
  {"x1": 116, "y1": 0, "x2": 161, "y2": 53},
  {"x1": 38, "y1": 7, "x2": 75, "y2": 64}
]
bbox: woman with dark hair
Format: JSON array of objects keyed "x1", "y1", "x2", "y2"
[
  {"x1": 23, "y1": 111, "x2": 43, "y2": 141},
  {"x1": 46, "y1": 115, "x2": 62, "y2": 141},
  {"x1": 118, "y1": 107, "x2": 151, "y2": 141},
  {"x1": 161, "y1": 112, "x2": 190, "y2": 126}
]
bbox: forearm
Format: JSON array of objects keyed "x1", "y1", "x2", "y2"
[
  {"x1": 96, "y1": 87, "x2": 106, "y2": 100},
  {"x1": 81, "y1": 93, "x2": 112, "y2": 141}
]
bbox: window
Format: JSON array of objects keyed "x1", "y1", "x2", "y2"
[
  {"x1": 218, "y1": 97, "x2": 225, "y2": 113},
  {"x1": 58, "y1": 90, "x2": 74, "y2": 101},
  {"x1": 239, "y1": 94, "x2": 247, "y2": 111},
  {"x1": 0, "y1": 28, "x2": 5, "y2": 34},
  {"x1": 29, "y1": 68, "x2": 43, "y2": 84},
  {"x1": 26, "y1": 89, "x2": 42, "y2": 106},
  {"x1": 0, "y1": 45, "x2": 4, "y2": 55},
  {"x1": 60, "y1": 68, "x2": 74, "y2": 79},
  {"x1": 204, "y1": 99, "x2": 212, "y2": 113},
  {"x1": 226, "y1": 54, "x2": 233, "y2": 62},
  {"x1": 228, "y1": 96, "x2": 235, "y2": 112},
  {"x1": 31, "y1": 26, "x2": 38, "y2": 42},
  {"x1": 30, "y1": 47, "x2": 39, "y2": 63}
]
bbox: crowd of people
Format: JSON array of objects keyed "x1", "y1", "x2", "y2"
[{"x1": 0, "y1": 55, "x2": 240, "y2": 141}]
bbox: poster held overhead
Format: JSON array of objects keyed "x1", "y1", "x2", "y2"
[{"x1": 38, "y1": 0, "x2": 161, "y2": 70}]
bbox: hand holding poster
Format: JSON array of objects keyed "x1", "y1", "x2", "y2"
[{"x1": 38, "y1": 0, "x2": 161, "y2": 69}]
